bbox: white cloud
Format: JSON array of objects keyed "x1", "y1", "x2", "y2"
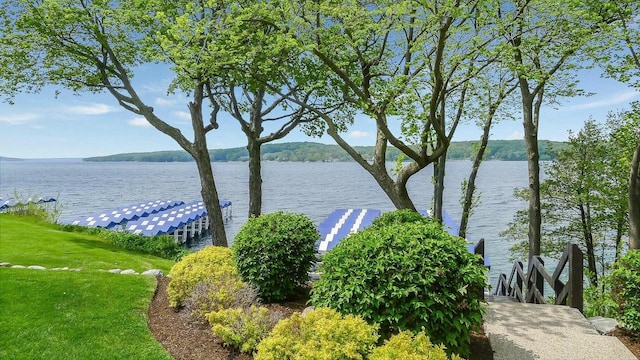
[
  {"x1": 566, "y1": 90, "x2": 640, "y2": 111},
  {"x1": 174, "y1": 111, "x2": 191, "y2": 121},
  {"x1": 64, "y1": 103, "x2": 116, "y2": 115},
  {"x1": 0, "y1": 113, "x2": 40, "y2": 125},
  {"x1": 349, "y1": 130, "x2": 370, "y2": 139},
  {"x1": 154, "y1": 97, "x2": 177, "y2": 106},
  {"x1": 129, "y1": 117, "x2": 152, "y2": 128},
  {"x1": 505, "y1": 131, "x2": 524, "y2": 140}
]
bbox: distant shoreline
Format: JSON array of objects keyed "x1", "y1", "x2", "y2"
[{"x1": 78, "y1": 140, "x2": 566, "y2": 163}]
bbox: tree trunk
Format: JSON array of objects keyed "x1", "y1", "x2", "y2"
[
  {"x1": 522, "y1": 98, "x2": 542, "y2": 260},
  {"x1": 193, "y1": 146, "x2": 228, "y2": 247},
  {"x1": 615, "y1": 218, "x2": 624, "y2": 262},
  {"x1": 630, "y1": 142, "x2": 640, "y2": 250},
  {"x1": 247, "y1": 139, "x2": 262, "y2": 218},
  {"x1": 433, "y1": 154, "x2": 446, "y2": 223},
  {"x1": 188, "y1": 85, "x2": 228, "y2": 247},
  {"x1": 460, "y1": 122, "x2": 492, "y2": 238},
  {"x1": 326, "y1": 122, "x2": 419, "y2": 211},
  {"x1": 369, "y1": 164, "x2": 417, "y2": 210},
  {"x1": 579, "y1": 202, "x2": 598, "y2": 286}
]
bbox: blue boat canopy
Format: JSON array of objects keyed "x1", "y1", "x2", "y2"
[
  {"x1": 317, "y1": 208, "x2": 489, "y2": 267},
  {"x1": 61, "y1": 200, "x2": 185, "y2": 228},
  {"x1": 316, "y1": 208, "x2": 381, "y2": 254},
  {"x1": 125, "y1": 200, "x2": 208, "y2": 237},
  {"x1": 0, "y1": 196, "x2": 57, "y2": 211}
]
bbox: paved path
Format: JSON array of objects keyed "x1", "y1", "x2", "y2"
[{"x1": 484, "y1": 297, "x2": 636, "y2": 360}]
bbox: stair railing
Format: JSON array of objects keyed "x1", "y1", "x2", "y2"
[{"x1": 494, "y1": 243, "x2": 583, "y2": 313}]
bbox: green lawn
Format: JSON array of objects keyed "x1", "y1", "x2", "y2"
[
  {"x1": 0, "y1": 215, "x2": 176, "y2": 359},
  {"x1": 0, "y1": 215, "x2": 174, "y2": 273}
]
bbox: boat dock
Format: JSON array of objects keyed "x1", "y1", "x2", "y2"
[
  {"x1": 60, "y1": 199, "x2": 232, "y2": 244},
  {"x1": 317, "y1": 208, "x2": 489, "y2": 266},
  {"x1": 0, "y1": 196, "x2": 57, "y2": 212}
]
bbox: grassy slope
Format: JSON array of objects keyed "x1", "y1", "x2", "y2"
[
  {"x1": 0, "y1": 215, "x2": 174, "y2": 273},
  {"x1": 0, "y1": 215, "x2": 175, "y2": 359}
]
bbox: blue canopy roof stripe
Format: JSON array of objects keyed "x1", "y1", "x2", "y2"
[
  {"x1": 0, "y1": 198, "x2": 17, "y2": 211},
  {"x1": 317, "y1": 209, "x2": 381, "y2": 253},
  {"x1": 62, "y1": 200, "x2": 185, "y2": 228},
  {"x1": 418, "y1": 209, "x2": 489, "y2": 267},
  {"x1": 418, "y1": 209, "x2": 460, "y2": 236},
  {"x1": 125, "y1": 200, "x2": 207, "y2": 236},
  {"x1": 0, "y1": 196, "x2": 57, "y2": 211},
  {"x1": 27, "y1": 196, "x2": 57, "y2": 204},
  {"x1": 317, "y1": 208, "x2": 490, "y2": 267}
]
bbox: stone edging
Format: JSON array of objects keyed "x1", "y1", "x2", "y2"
[{"x1": 0, "y1": 262, "x2": 163, "y2": 276}]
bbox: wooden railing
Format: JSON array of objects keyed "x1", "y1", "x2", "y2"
[{"x1": 494, "y1": 243, "x2": 584, "y2": 313}]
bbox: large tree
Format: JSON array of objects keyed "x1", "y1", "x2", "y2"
[
  {"x1": 0, "y1": 0, "x2": 236, "y2": 246},
  {"x1": 504, "y1": 117, "x2": 637, "y2": 286},
  {"x1": 164, "y1": 2, "x2": 334, "y2": 218},
  {"x1": 222, "y1": 85, "x2": 318, "y2": 217},
  {"x1": 497, "y1": 0, "x2": 611, "y2": 260},
  {"x1": 458, "y1": 68, "x2": 518, "y2": 238},
  {"x1": 599, "y1": 0, "x2": 640, "y2": 250},
  {"x1": 269, "y1": 0, "x2": 500, "y2": 219}
]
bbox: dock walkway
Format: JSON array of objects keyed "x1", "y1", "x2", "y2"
[{"x1": 484, "y1": 296, "x2": 636, "y2": 360}]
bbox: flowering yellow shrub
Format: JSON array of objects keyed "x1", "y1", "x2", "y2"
[
  {"x1": 167, "y1": 246, "x2": 244, "y2": 309},
  {"x1": 208, "y1": 305, "x2": 282, "y2": 354},
  {"x1": 255, "y1": 307, "x2": 379, "y2": 360},
  {"x1": 368, "y1": 331, "x2": 462, "y2": 360}
]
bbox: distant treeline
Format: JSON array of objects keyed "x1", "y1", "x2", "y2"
[{"x1": 83, "y1": 140, "x2": 567, "y2": 162}]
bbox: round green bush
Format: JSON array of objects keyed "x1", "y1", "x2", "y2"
[
  {"x1": 611, "y1": 250, "x2": 640, "y2": 333},
  {"x1": 310, "y1": 221, "x2": 486, "y2": 357},
  {"x1": 232, "y1": 211, "x2": 318, "y2": 302},
  {"x1": 254, "y1": 307, "x2": 379, "y2": 360},
  {"x1": 370, "y1": 209, "x2": 431, "y2": 228}
]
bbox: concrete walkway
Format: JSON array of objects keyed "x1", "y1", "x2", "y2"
[{"x1": 484, "y1": 297, "x2": 637, "y2": 360}]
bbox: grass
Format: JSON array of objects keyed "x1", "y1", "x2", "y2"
[
  {"x1": 0, "y1": 214, "x2": 176, "y2": 359},
  {"x1": 0, "y1": 215, "x2": 174, "y2": 272}
]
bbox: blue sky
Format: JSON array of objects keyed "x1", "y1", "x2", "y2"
[{"x1": 0, "y1": 64, "x2": 638, "y2": 159}]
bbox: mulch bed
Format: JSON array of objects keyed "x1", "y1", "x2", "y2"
[
  {"x1": 608, "y1": 328, "x2": 640, "y2": 359},
  {"x1": 147, "y1": 276, "x2": 495, "y2": 360}
]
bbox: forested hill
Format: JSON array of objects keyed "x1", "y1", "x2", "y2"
[{"x1": 84, "y1": 140, "x2": 566, "y2": 162}]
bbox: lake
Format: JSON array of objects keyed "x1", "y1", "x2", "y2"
[{"x1": 0, "y1": 159, "x2": 530, "y2": 286}]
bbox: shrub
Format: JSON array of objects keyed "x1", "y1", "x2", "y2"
[
  {"x1": 370, "y1": 209, "x2": 430, "y2": 228},
  {"x1": 167, "y1": 246, "x2": 245, "y2": 309},
  {"x1": 58, "y1": 225, "x2": 189, "y2": 260},
  {"x1": 310, "y1": 221, "x2": 486, "y2": 357},
  {"x1": 611, "y1": 250, "x2": 640, "y2": 333},
  {"x1": 183, "y1": 275, "x2": 259, "y2": 323},
  {"x1": 255, "y1": 307, "x2": 378, "y2": 360},
  {"x1": 369, "y1": 331, "x2": 462, "y2": 360},
  {"x1": 584, "y1": 271, "x2": 617, "y2": 318},
  {"x1": 233, "y1": 211, "x2": 318, "y2": 302},
  {"x1": 102, "y1": 230, "x2": 190, "y2": 260},
  {"x1": 208, "y1": 305, "x2": 284, "y2": 354}
]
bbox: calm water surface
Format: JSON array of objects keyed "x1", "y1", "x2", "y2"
[{"x1": 0, "y1": 159, "x2": 530, "y2": 285}]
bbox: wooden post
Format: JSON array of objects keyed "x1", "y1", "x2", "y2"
[
  {"x1": 536, "y1": 257, "x2": 544, "y2": 303},
  {"x1": 474, "y1": 239, "x2": 486, "y2": 300},
  {"x1": 568, "y1": 243, "x2": 584, "y2": 313},
  {"x1": 516, "y1": 261, "x2": 523, "y2": 299}
]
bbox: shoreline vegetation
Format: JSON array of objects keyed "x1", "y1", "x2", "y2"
[{"x1": 76, "y1": 140, "x2": 566, "y2": 163}]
